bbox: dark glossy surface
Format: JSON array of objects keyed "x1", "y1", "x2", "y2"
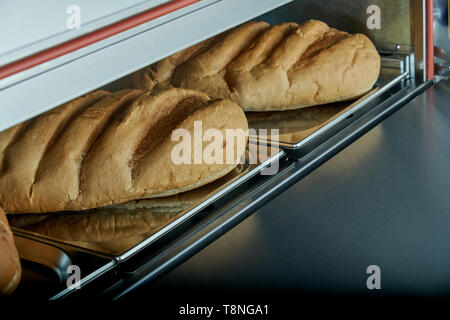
[{"x1": 145, "y1": 81, "x2": 450, "y2": 297}]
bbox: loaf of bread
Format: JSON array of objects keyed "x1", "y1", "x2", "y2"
[
  {"x1": 0, "y1": 207, "x2": 21, "y2": 295},
  {"x1": 133, "y1": 20, "x2": 380, "y2": 111},
  {"x1": 0, "y1": 88, "x2": 248, "y2": 213}
]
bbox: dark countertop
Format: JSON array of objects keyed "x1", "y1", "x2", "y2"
[{"x1": 136, "y1": 80, "x2": 450, "y2": 298}]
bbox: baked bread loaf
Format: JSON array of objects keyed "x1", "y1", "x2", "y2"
[
  {"x1": 132, "y1": 20, "x2": 380, "y2": 111},
  {"x1": 0, "y1": 207, "x2": 21, "y2": 295},
  {"x1": 0, "y1": 88, "x2": 248, "y2": 213}
]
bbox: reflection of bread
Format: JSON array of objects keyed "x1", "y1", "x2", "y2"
[
  {"x1": 246, "y1": 103, "x2": 348, "y2": 142},
  {"x1": 133, "y1": 20, "x2": 380, "y2": 112},
  {"x1": 0, "y1": 88, "x2": 248, "y2": 213},
  {"x1": 73, "y1": 234, "x2": 151, "y2": 256},
  {"x1": 8, "y1": 165, "x2": 243, "y2": 248},
  {"x1": 10, "y1": 209, "x2": 180, "y2": 244},
  {"x1": 0, "y1": 207, "x2": 21, "y2": 295}
]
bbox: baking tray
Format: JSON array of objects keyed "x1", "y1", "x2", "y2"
[
  {"x1": 247, "y1": 55, "x2": 410, "y2": 157},
  {"x1": 9, "y1": 146, "x2": 284, "y2": 261}
]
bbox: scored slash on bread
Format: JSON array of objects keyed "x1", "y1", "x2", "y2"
[
  {"x1": 0, "y1": 90, "x2": 111, "y2": 213},
  {"x1": 0, "y1": 207, "x2": 21, "y2": 295},
  {"x1": 0, "y1": 88, "x2": 248, "y2": 214},
  {"x1": 132, "y1": 20, "x2": 381, "y2": 112},
  {"x1": 131, "y1": 34, "x2": 223, "y2": 92}
]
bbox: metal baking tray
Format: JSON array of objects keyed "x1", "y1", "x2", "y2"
[
  {"x1": 8, "y1": 145, "x2": 285, "y2": 262},
  {"x1": 247, "y1": 55, "x2": 410, "y2": 157}
]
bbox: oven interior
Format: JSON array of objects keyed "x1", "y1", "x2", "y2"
[{"x1": 5, "y1": 0, "x2": 430, "y2": 299}]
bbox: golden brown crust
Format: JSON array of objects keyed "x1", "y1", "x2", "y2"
[
  {"x1": 133, "y1": 20, "x2": 380, "y2": 112},
  {"x1": 0, "y1": 122, "x2": 28, "y2": 174},
  {"x1": 0, "y1": 207, "x2": 21, "y2": 295},
  {"x1": 131, "y1": 98, "x2": 248, "y2": 199},
  {"x1": 228, "y1": 20, "x2": 380, "y2": 111},
  {"x1": 227, "y1": 22, "x2": 299, "y2": 74},
  {"x1": 172, "y1": 21, "x2": 270, "y2": 91},
  {"x1": 78, "y1": 89, "x2": 210, "y2": 209},
  {"x1": 0, "y1": 91, "x2": 110, "y2": 213},
  {"x1": 30, "y1": 90, "x2": 143, "y2": 213},
  {"x1": 152, "y1": 36, "x2": 221, "y2": 86},
  {"x1": 0, "y1": 88, "x2": 248, "y2": 213},
  {"x1": 130, "y1": 33, "x2": 225, "y2": 91}
]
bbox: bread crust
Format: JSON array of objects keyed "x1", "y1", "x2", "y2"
[
  {"x1": 133, "y1": 20, "x2": 380, "y2": 112},
  {"x1": 0, "y1": 88, "x2": 248, "y2": 213},
  {"x1": 0, "y1": 91, "x2": 110, "y2": 213},
  {"x1": 30, "y1": 90, "x2": 143, "y2": 213},
  {"x1": 0, "y1": 207, "x2": 21, "y2": 295},
  {"x1": 132, "y1": 35, "x2": 222, "y2": 91},
  {"x1": 172, "y1": 21, "x2": 270, "y2": 94}
]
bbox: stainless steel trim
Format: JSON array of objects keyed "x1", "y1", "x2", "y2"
[
  {"x1": 382, "y1": 56, "x2": 407, "y2": 72},
  {"x1": 410, "y1": 0, "x2": 427, "y2": 82}
]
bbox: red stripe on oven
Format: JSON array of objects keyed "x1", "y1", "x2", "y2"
[
  {"x1": 0, "y1": 0, "x2": 200, "y2": 80},
  {"x1": 426, "y1": 0, "x2": 434, "y2": 80}
]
